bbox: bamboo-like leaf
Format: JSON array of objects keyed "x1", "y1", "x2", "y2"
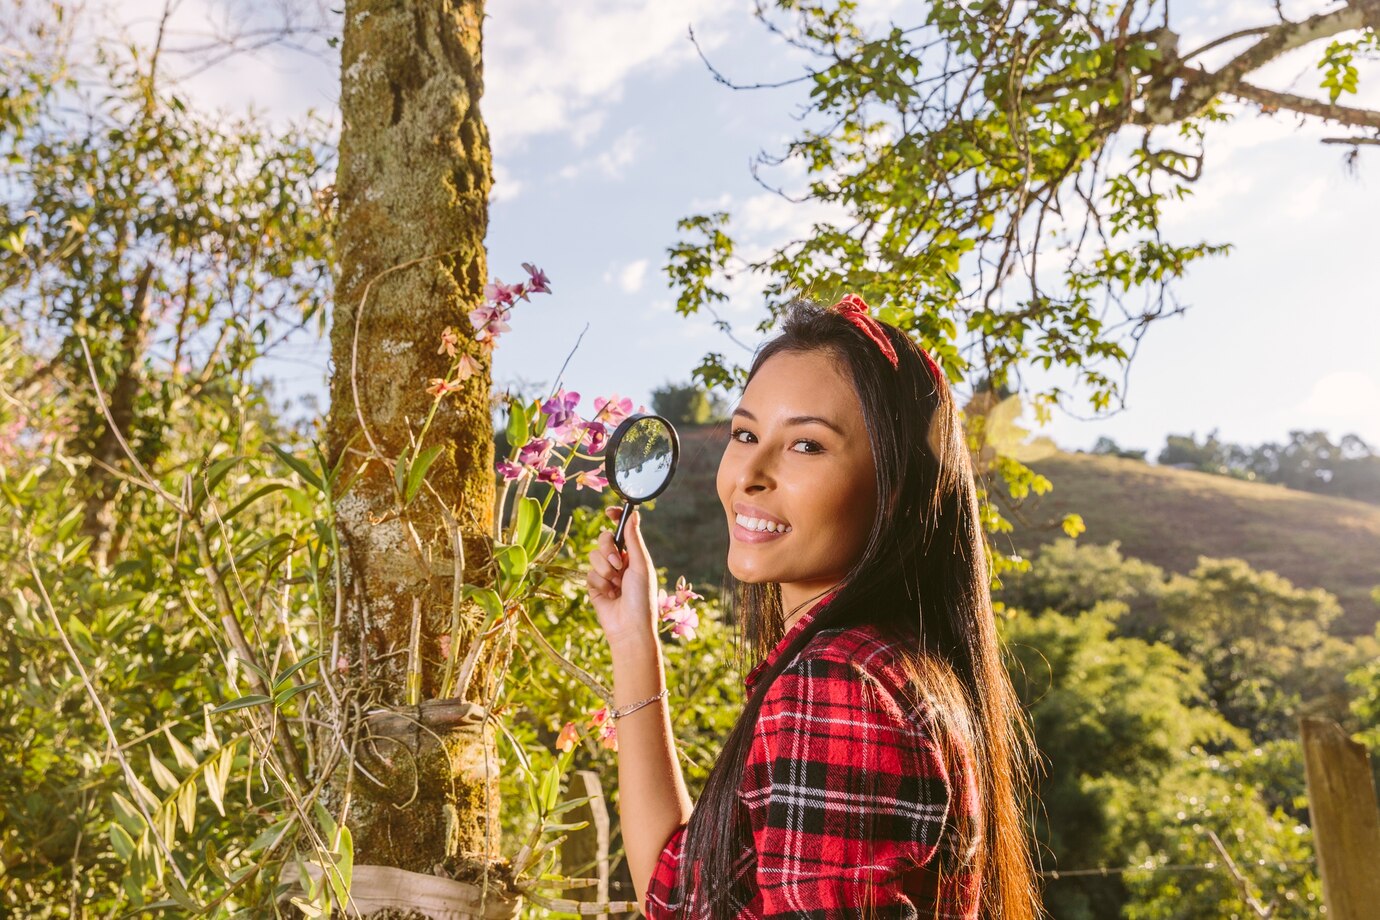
[
  {"x1": 129, "y1": 773, "x2": 161, "y2": 813},
  {"x1": 204, "y1": 755, "x2": 225, "y2": 817},
  {"x1": 506, "y1": 398, "x2": 530, "y2": 449},
  {"x1": 222, "y1": 482, "x2": 287, "y2": 522},
  {"x1": 291, "y1": 897, "x2": 324, "y2": 918},
  {"x1": 109, "y1": 822, "x2": 135, "y2": 861},
  {"x1": 274, "y1": 680, "x2": 319, "y2": 708},
  {"x1": 246, "y1": 817, "x2": 293, "y2": 854},
  {"x1": 165, "y1": 730, "x2": 197, "y2": 772},
  {"x1": 210, "y1": 694, "x2": 271, "y2": 714},
  {"x1": 178, "y1": 781, "x2": 196, "y2": 835},
  {"x1": 109, "y1": 792, "x2": 143, "y2": 835},
  {"x1": 273, "y1": 652, "x2": 325, "y2": 692},
  {"x1": 269, "y1": 444, "x2": 323, "y2": 492},
  {"x1": 148, "y1": 752, "x2": 179, "y2": 794}
]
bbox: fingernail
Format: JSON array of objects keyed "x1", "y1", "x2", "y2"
[{"x1": 607, "y1": 552, "x2": 623, "y2": 570}]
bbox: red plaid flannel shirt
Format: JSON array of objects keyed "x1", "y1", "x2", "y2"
[{"x1": 643, "y1": 590, "x2": 980, "y2": 918}]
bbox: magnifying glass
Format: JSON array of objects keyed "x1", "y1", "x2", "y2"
[{"x1": 602, "y1": 412, "x2": 680, "y2": 552}]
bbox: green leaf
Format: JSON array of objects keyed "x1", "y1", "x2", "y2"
[
  {"x1": 222, "y1": 482, "x2": 287, "y2": 522},
  {"x1": 505, "y1": 398, "x2": 530, "y2": 450},
  {"x1": 109, "y1": 792, "x2": 143, "y2": 835},
  {"x1": 269, "y1": 444, "x2": 323, "y2": 493},
  {"x1": 539, "y1": 764, "x2": 560, "y2": 814},
  {"x1": 109, "y1": 822, "x2": 136, "y2": 861},
  {"x1": 274, "y1": 680, "x2": 319, "y2": 707},
  {"x1": 210, "y1": 694, "x2": 271, "y2": 714},
  {"x1": 494, "y1": 544, "x2": 529, "y2": 602},
  {"x1": 516, "y1": 497, "x2": 543, "y2": 560},
  {"x1": 462, "y1": 585, "x2": 504, "y2": 632},
  {"x1": 405, "y1": 443, "x2": 445, "y2": 504},
  {"x1": 246, "y1": 818, "x2": 292, "y2": 854},
  {"x1": 273, "y1": 652, "x2": 325, "y2": 692},
  {"x1": 329, "y1": 825, "x2": 353, "y2": 905}
]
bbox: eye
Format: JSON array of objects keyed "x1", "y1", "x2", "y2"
[{"x1": 729, "y1": 427, "x2": 823, "y2": 455}]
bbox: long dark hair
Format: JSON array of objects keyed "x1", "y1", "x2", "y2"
[{"x1": 673, "y1": 297, "x2": 1043, "y2": 918}]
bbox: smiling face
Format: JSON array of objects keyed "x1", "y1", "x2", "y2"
[{"x1": 716, "y1": 349, "x2": 879, "y2": 622}]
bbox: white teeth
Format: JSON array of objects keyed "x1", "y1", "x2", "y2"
[{"x1": 735, "y1": 513, "x2": 791, "y2": 533}]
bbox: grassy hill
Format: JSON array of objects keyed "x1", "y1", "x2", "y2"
[
  {"x1": 1004, "y1": 450, "x2": 1380, "y2": 638},
  {"x1": 615, "y1": 425, "x2": 1380, "y2": 639}
]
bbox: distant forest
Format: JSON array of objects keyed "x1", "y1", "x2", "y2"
[{"x1": 1090, "y1": 429, "x2": 1380, "y2": 506}]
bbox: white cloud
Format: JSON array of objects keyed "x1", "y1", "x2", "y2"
[
  {"x1": 558, "y1": 127, "x2": 645, "y2": 181},
  {"x1": 483, "y1": 0, "x2": 738, "y2": 154},
  {"x1": 616, "y1": 259, "x2": 649, "y2": 293},
  {"x1": 1290, "y1": 371, "x2": 1380, "y2": 443},
  {"x1": 491, "y1": 161, "x2": 524, "y2": 203}
]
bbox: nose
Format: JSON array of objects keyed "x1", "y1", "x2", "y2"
[{"x1": 737, "y1": 441, "x2": 777, "y2": 495}]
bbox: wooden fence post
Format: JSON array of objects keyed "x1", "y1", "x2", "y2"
[
  {"x1": 560, "y1": 769, "x2": 611, "y2": 905},
  {"x1": 1300, "y1": 716, "x2": 1380, "y2": 920}
]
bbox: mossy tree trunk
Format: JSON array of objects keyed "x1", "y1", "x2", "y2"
[{"x1": 324, "y1": 0, "x2": 511, "y2": 900}]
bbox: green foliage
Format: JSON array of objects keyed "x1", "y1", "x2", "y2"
[
  {"x1": 996, "y1": 537, "x2": 1165, "y2": 622},
  {"x1": 1001, "y1": 603, "x2": 1321, "y2": 918},
  {"x1": 1152, "y1": 558, "x2": 1368, "y2": 741},
  {"x1": 650, "y1": 379, "x2": 728, "y2": 426}
]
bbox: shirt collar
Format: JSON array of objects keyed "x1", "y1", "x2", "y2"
[{"x1": 743, "y1": 588, "x2": 842, "y2": 693}]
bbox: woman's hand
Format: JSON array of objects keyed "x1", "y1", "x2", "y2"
[{"x1": 586, "y1": 505, "x2": 659, "y2": 649}]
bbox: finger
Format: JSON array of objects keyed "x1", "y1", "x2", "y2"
[
  {"x1": 588, "y1": 569, "x2": 618, "y2": 596},
  {"x1": 588, "y1": 546, "x2": 611, "y2": 574}
]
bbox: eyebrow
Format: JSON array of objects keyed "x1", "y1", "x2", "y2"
[{"x1": 732, "y1": 407, "x2": 845, "y2": 437}]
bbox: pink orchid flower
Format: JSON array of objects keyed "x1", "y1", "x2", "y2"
[
  {"x1": 517, "y1": 437, "x2": 553, "y2": 468},
  {"x1": 593, "y1": 394, "x2": 634, "y2": 427},
  {"x1": 469, "y1": 303, "x2": 511, "y2": 346},
  {"x1": 573, "y1": 468, "x2": 608, "y2": 491},
  {"x1": 427, "y1": 377, "x2": 465, "y2": 397},
  {"x1": 580, "y1": 421, "x2": 609, "y2": 455},
  {"x1": 541, "y1": 389, "x2": 581, "y2": 425},
  {"x1": 555, "y1": 721, "x2": 579, "y2": 753},
  {"x1": 437, "y1": 326, "x2": 460, "y2": 358},
  {"x1": 596, "y1": 718, "x2": 618, "y2": 752},
  {"x1": 495, "y1": 459, "x2": 524, "y2": 480},
  {"x1": 522, "y1": 262, "x2": 551, "y2": 295},
  {"x1": 454, "y1": 353, "x2": 481, "y2": 381},
  {"x1": 537, "y1": 464, "x2": 567, "y2": 489},
  {"x1": 657, "y1": 576, "x2": 704, "y2": 641}
]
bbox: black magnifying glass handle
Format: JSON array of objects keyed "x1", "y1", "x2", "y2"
[{"x1": 613, "y1": 498, "x2": 634, "y2": 552}]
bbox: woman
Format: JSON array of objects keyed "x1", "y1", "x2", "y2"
[{"x1": 585, "y1": 295, "x2": 1043, "y2": 919}]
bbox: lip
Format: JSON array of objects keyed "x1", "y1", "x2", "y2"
[
  {"x1": 732, "y1": 520, "x2": 791, "y2": 543},
  {"x1": 732, "y1": 502, "x2": 789, "y2": 526},
  {"x1": 731, "y1": 502, "x2": 792, "y2": 543}
]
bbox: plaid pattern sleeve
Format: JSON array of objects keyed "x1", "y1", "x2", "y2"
[{"x1": 745, "y1": 652, "x2": 954, "y2": 919}]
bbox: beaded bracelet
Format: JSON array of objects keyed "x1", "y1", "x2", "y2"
[{"x1": 611, "y1": 688, "x2": 668, "y2": 720}]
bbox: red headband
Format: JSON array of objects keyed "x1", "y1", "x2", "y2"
[{"x1": 829, "y1": 293, "x2": 944, "y2": 384}]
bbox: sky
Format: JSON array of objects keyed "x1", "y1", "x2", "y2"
[{"x1": 98, "y1": 0, "x2": 1380, "y2": 458}]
